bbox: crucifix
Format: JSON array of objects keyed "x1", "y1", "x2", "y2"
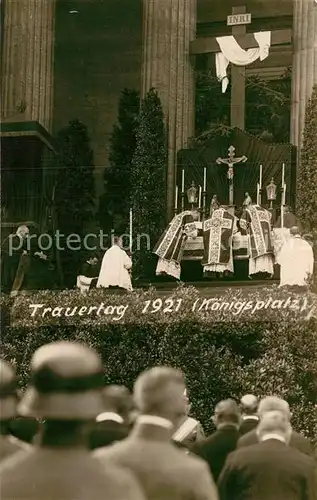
[
  {"x1": 216, "y1": 145, "x2": 247, "y2": 205},
  {"x1": 189, "y1": 6, "x2": 292, "y2": 129}
]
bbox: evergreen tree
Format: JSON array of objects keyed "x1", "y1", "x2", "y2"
[
  {"x1": 131, "y1": 88, "x2": 167, "y2": 280},
  {"x1": 297, "y1": 85, "x2": 317, "y2": 231},
  {"x1": 55, "y1": 119, "x2": 95, "y2": 286},
  {"x1": 98, "y1": 88, "x2": 139, "y2": 233}
]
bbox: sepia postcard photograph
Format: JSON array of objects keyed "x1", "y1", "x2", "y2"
[{"x1": 0, "y1": 0, "x2": 316, "y2": 498}]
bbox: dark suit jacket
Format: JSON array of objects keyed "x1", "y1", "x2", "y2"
[
  {"x1": 237, "y1": 428, "x2": 314, "y2": 456},
  {"x1": 218, "y1": 438, "x2": 317, "y2": 500},
  {"x1": 94, "y1": 422, "x2": 219, "y2": 500},
  {"x1": 191, "y1": 425, "x2": 240, "y2": 481},
  {"x1": 89, "y1": 418, "x2": 129, "y2": 450},
  {"x1": 239, "y1": 417, "x2": 259, "y2": 436}
]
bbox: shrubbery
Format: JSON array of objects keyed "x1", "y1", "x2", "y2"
[{"x1": 1, "y1": 286, "x2": 316, "y2": 450}]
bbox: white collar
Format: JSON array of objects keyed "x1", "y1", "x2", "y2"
[
  {"x1": 137, "y1": 415, "x2": 173, "y2": 429},
  {"x1": 260, "y1": 433, "x2": 286, "y2": 443},
  {"x1": 96, "y1": 412, "x2": 124, "y2": 424},
  {"x1": 243, "y1": 415, "x2": 259, "y2": 421}
]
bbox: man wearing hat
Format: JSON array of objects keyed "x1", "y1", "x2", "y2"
[
  {"x1": 0, "y1": 342, "x2": 145, "y2": 500},
  {"x1": 0, "y1": 359, "x2": 30, "y2": 462},
  {"x1": 191, "y1": 399, "x2": 241, "y2": 482},
  {"x1": 239, "y1": 394, "x2": 259, "y2": 436}
]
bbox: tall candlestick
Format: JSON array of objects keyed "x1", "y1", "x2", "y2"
[
  {"x1": 256, "y1": 183, "x2": 260, "y2": 205},
  {"x1": 259, "y1": 164, "x2": 262, "y2": 188},
  {"x1": 198, "y1": 186, "x2": 202, "y2": 208},
  {"x1": 129, "y1": 207, "x2": 133, "y2": 253},
  {"x1": 174, "y1": 185, "x2": 178, "y2": 210},
  {"x1": 281, "y1": 163, "x2": 285, "y2": 190},
  {"x1": 283, "y1": 182, "x2": 286, "y2": 205},
  {"x1": 203, "y1": 167, "x2": 207, "y2": 192},
  {"x1": 181, "y1": 169, "x2": 185, "y2": 192}
]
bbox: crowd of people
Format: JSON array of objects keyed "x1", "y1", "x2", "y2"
[{"x1": 0, "y1": 341, "x2": 316, "y2": 499}]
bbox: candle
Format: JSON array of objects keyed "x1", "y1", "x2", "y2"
[
  {"x1": 203, "y1": 167, "x2": 207, "y2": 192},
  {"x1": 175, "y1": 185, "x2": 178, "y2": 209},
  {"x1": 129, "y1": 207, "x2": 133, "y2": 252},
  {"x1": 198, "y1": 186, "x2": 202, "y2": 208},
  {"x1": 181, "y1": 169, "x2": 185, "y2": 192},
  {"x1": 281, "y1": 163, "x2": 285, "y2": 189},
  {"x1": 259, "y1": 164, "x2": 262, "y2": 188},
  {"x1": 256, "y1": 183, "x2": 260, "y2": 204},
  {"x1": 283, "y1": 182, "x2": 286, "y2": 205}
]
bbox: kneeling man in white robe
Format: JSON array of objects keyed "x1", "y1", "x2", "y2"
[
  {"x1": 278, "y1": 226, "x2": 314, "y2": 287},
  {"x1": 97, "y1": 236, "x2": 132, "y2": 291}
]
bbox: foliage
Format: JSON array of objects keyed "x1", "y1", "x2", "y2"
[
  {"x1": 55, "y1": 119, "x2": 95, "y2": 286},
  {"x1": 1, "y1": 286, "x2": 316, "y2": 447},
  {"x1": 296, "y1": 85, "x2": 317, "y2": 232},
  {"x1": 98, "y1": 89, "x2": 140, "y2": 234},
  {"x1": 131, "y1": 88, "x2": 168, "y2": 280},
  {"x1": 195, "y1": 70, "x2": 291, "y2": 143}
]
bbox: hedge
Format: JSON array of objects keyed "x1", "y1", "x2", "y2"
[{"x1": 1, "y1": 286, "x2": 316, "y2": 450}]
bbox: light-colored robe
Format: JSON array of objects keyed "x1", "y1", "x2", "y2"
[
  {"x1": 278, "y1": 235, "x2": 314, "y2": 287},
  {"x1": 97, "y1": 245, "x2": 132, "y2": 291}
]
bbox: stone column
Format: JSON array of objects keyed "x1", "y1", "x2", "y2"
[
  {"x1": 290, "y1": 0, "x2": 317, "y2": 149},
  {"x1": 141, "y1": 0, "x2": 197, "y2": 219},
  {"x1": 1, "y1": 0, "x2": 56, "y2": 132}
]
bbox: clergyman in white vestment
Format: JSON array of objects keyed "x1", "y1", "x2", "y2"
[
  {"x1": 97, "y1": 237, "x2": 133, "y2": 291},
  {"x1": 278, "y1": 226, "x2": 314, "y2": 287}
]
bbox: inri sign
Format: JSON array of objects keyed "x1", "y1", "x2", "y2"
[{"x1": 227, "y1": 13, "x2": 252, "y2": 26}]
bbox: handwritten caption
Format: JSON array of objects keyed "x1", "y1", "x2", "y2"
[{"x1": 28, "y1": 296, "x2": 315, "y2": 322}]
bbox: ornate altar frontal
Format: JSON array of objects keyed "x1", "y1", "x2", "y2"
[
  {"x1": 182, "y1": 222, "x2": 249, "y2": 261},
  {"x1": 182, "y1": 222, "x2": 290, "y2": 262}
]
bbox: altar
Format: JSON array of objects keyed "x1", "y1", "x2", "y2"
[{"x1": 182, "y1": 222, "x2": 290, "y2": 263}]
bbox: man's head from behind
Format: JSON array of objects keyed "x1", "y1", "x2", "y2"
[
  {"x1": 133, "y1": 366, "x2": 186, "y2": 428},
  {"x1": 290, "y1": 226, "x2": 300, "y2": 236},
  {"x1": 16, "y1": 225, "x2": 29, "y2": 238},
  {"x1": 257, "y1": 410, "x2": 292, "y2": 443},
  {"x1": 101, "y1": 385, "x2": 132, "y2": 422},
  {"x1": 112, "y1": 236, "x2": 123, "y2": 248},
  {"x1": 213, "y1": 399, "x2": 241, "y2": 429},
  {"x1": 258, "y1": 396, "x2": 291, "y2": 421},
  {"x1": 240, "y1": 394, "x2": 258, "y2": 415}
]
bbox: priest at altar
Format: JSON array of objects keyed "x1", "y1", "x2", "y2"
[
  {"x1": 97, "y1": 236, "x2": 133, "y2": 291},
  {"x1": 239, "y1": 202, "x2": 274, "y2": 278},
  {"x1": 277, "y1": 226, "x2": 314, "y2": 288},
  {"x1": 153, "y1": 210, "x2": 198, "y2": 280},
  {"x1": 202, "y1": 206, "x2": 238, "y2": 277}
]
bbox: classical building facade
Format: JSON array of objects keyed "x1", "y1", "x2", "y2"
[{"x1": 1, "y1": 0, "x2": 316, "y2": 218}]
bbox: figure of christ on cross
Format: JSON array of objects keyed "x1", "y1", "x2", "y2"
[
  {"x1": 189, "y1": 5, "x2": 292, "y2": 129},
  {"x1": 216, "y1": 145, "x2": 247, "y2": 206}
]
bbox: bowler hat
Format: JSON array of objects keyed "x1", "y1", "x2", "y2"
[
  {"x1": 0, "y1": 360, "x2": 18, "y2": 420},
  {"x1": 18, "y1": 342, "x2": 105, "y2": 420}
]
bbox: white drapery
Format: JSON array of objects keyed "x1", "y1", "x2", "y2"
[{"x1": 215, "y1": 31, "x2": 271, "y2": 92}]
